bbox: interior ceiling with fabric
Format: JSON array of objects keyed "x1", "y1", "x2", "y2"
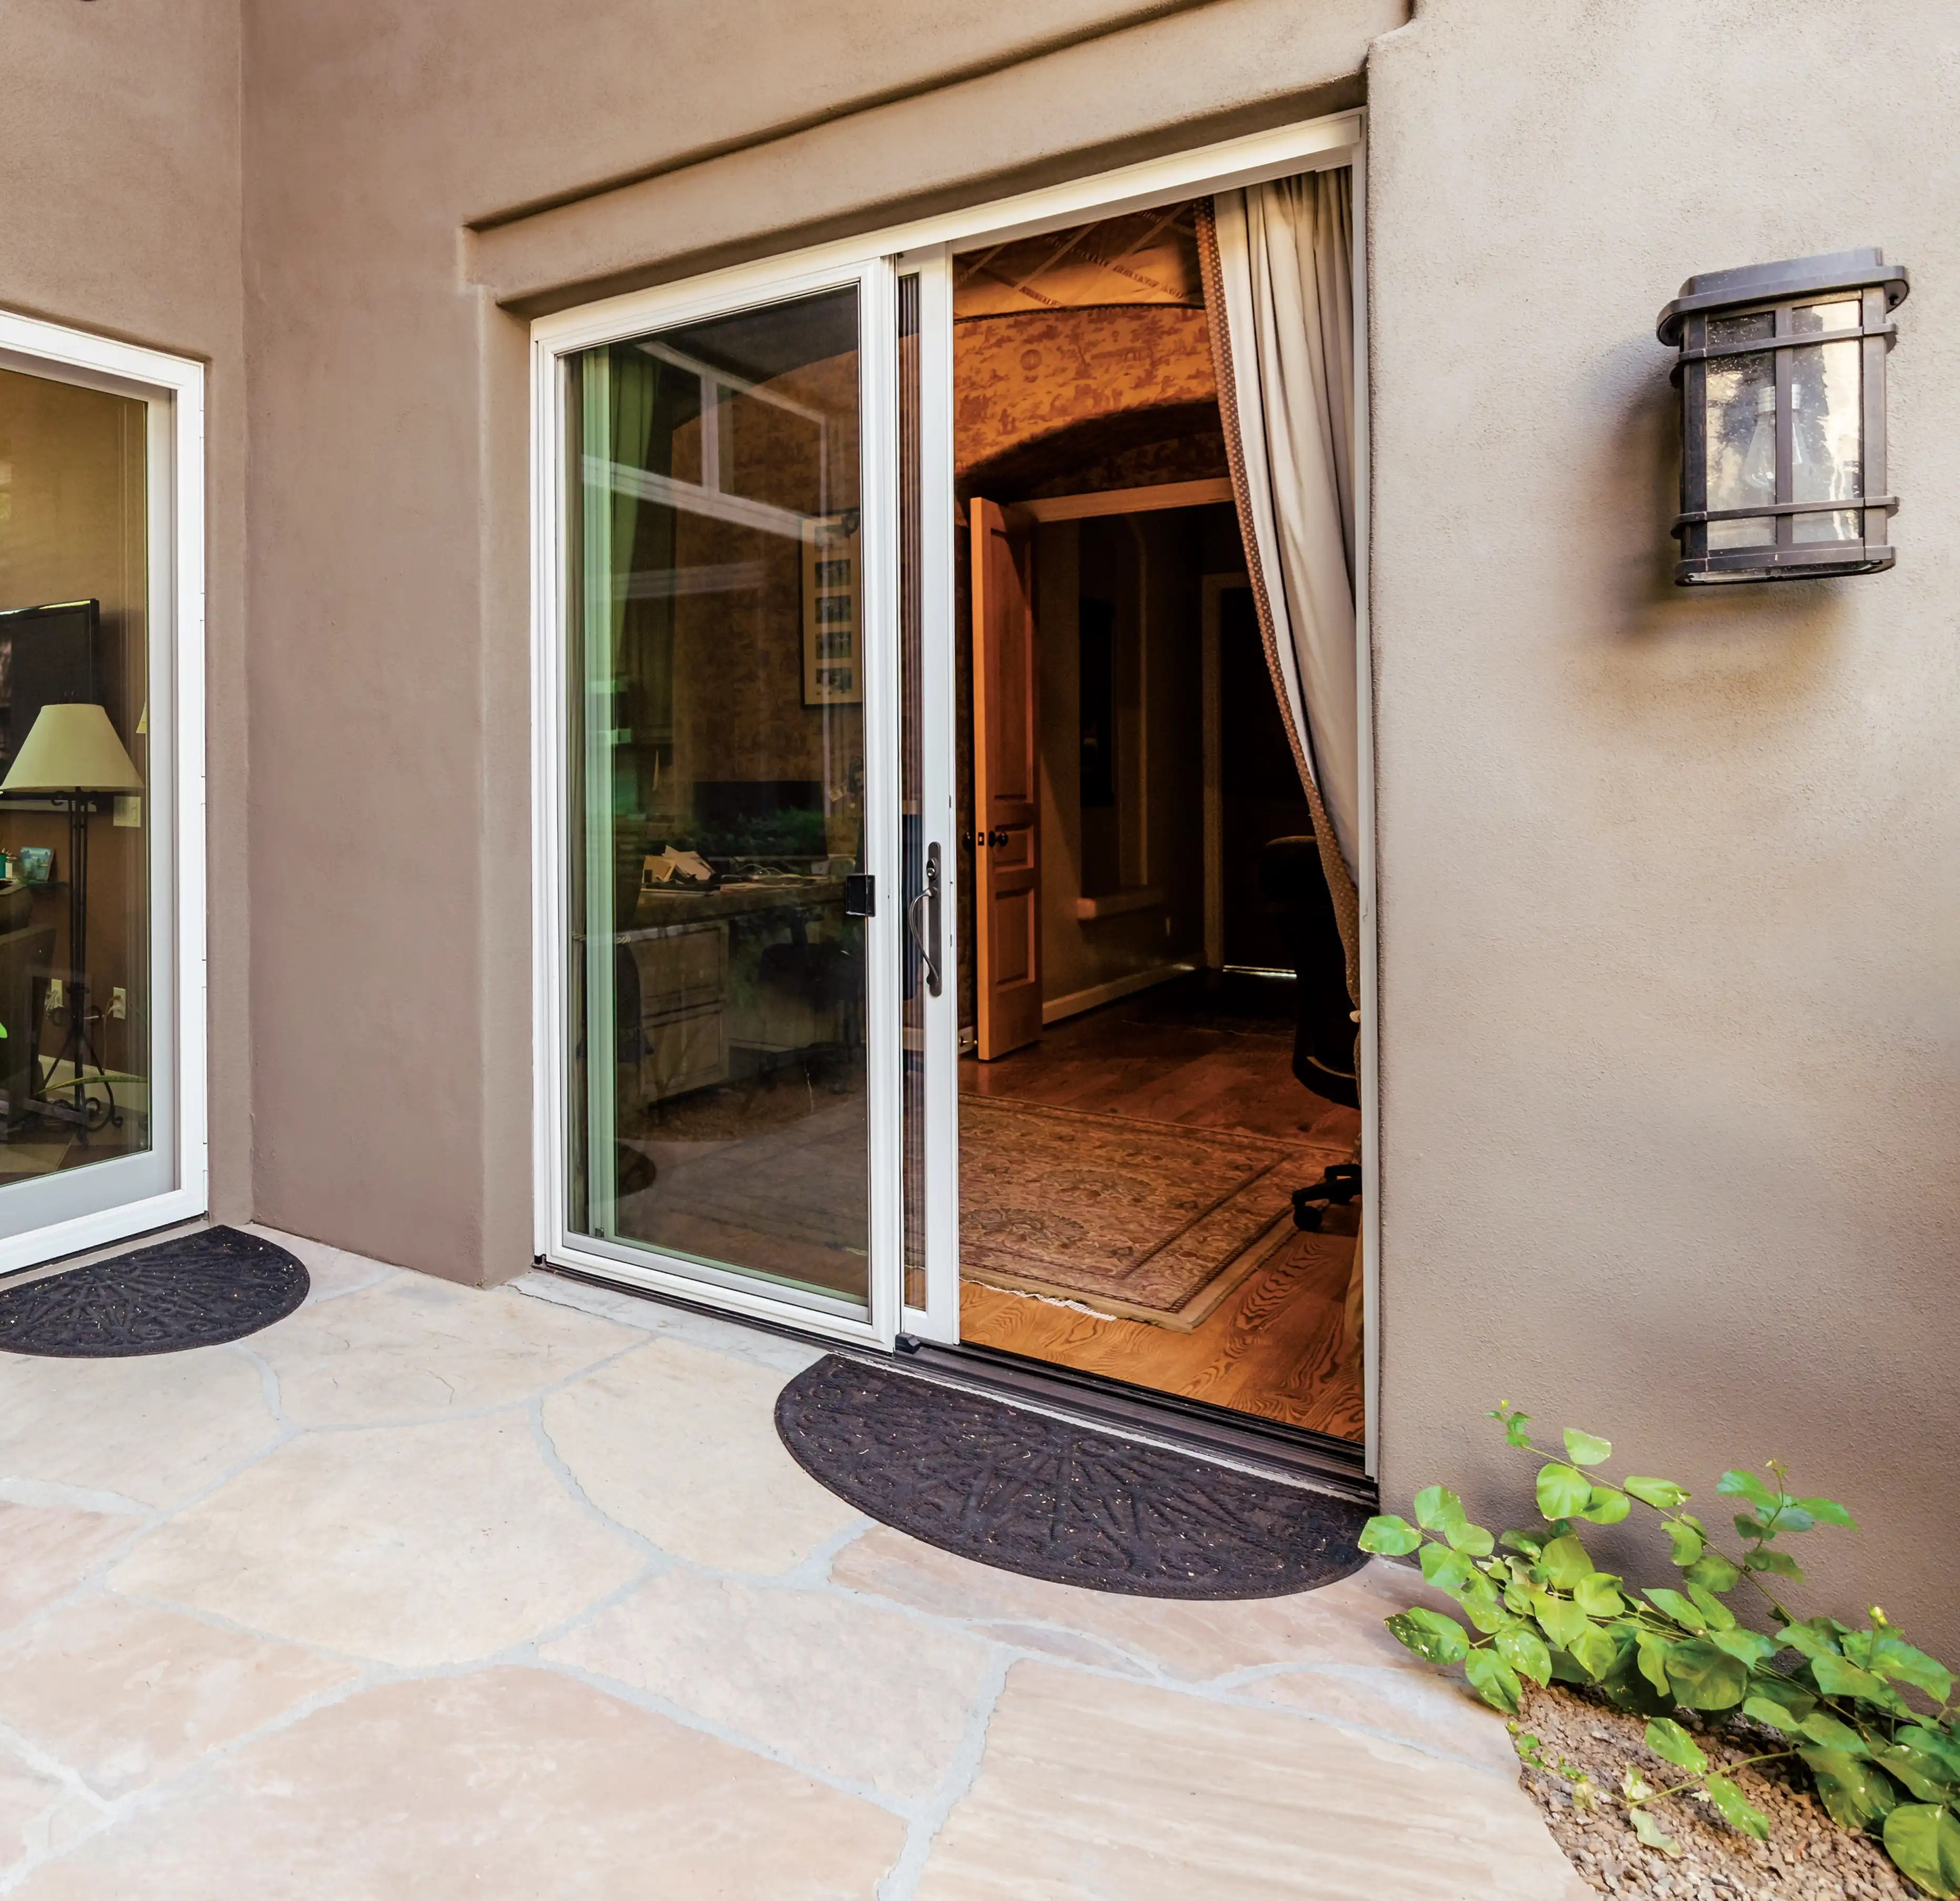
[{"x1": 953, "y1": 203, "x2": 1202, "y2": 319}]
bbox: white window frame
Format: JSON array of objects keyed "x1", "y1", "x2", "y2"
[
  {"x1": 530, "y1": 106, "x2": 1380, "y2": 1467},
  {"x1": 0, "y1": 311, "x2": 208, "y2": 1275}
]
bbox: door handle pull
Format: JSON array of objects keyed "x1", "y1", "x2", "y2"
[{"x1": 907, "y1": 842, "x2": 943, "y2": 997}]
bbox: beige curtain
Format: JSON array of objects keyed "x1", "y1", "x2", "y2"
[{"x1": 1197, "y1": 171, "x2": 1360, "y2": 1001}]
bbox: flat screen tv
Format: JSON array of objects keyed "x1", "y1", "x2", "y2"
[{"x1": 0, "y1": 600, "x2": 98, "y2": 790}]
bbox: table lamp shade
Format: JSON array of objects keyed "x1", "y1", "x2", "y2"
[{"x1": 1, "y1": 704, "x2": 142, "y2": 795}]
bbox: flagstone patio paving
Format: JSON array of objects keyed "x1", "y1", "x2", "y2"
[{"x1": 0, "y1": 1228, "x2": 1587, "y2": 1898}]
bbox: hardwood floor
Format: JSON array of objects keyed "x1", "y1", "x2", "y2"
[{"x1": 958, "y1": 975, "x2": 1365, "y2": 1440}]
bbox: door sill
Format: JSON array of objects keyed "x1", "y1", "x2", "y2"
[{"x1": 532, "y1": 1261, "x2": 1373, "y2": 1503}]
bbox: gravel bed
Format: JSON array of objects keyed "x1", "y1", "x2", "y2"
[{"x1": 1515, "y1": 1681, "x2": 1920, "y2": 1900}]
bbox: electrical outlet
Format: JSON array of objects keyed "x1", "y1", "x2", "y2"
[
  {"x1": 109, "y1": 988, "x2": 127, "y2": 1020},
  {"x1": 45, "y1": 979, "x2": 63, "y2": 1013}
]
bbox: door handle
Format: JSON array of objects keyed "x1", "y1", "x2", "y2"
[{"x1": 907, "y1": 842, "x2": 943, "y2": 998}]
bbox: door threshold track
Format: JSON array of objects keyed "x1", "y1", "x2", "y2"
[{"x1": 532, "y1": 1260, "x2": 1375, "y2": 1505}]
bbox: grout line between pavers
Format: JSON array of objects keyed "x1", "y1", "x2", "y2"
[{"x1": 875, "y1": 1647, "x2": 1013, "y2": 1901}]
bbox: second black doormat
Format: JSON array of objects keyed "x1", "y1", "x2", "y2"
[
  {"x1": 775, "y1": 1355, "x2": 1370, "y2": 1599},
  {"x1": 0, "y1": 1227, "x2": 310, "y2": 1358}
]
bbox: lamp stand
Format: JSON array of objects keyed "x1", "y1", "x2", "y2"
[{"x1": 37, "y1": 794, "x2": 116, "y2": 1140}]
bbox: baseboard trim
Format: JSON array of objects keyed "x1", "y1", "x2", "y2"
[{"x1": 1041, "y1": 960, "x2": 1197, "y2": 1027}]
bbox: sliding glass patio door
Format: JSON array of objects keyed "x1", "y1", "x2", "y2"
[{"x1": 538, "y1": 263, "x2": 903, "y2": 1340}]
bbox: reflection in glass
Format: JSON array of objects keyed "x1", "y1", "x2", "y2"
[
  {"x1": 0, "y1": 369, "x2": 151, "y2": 1190},
  {"x1": 1790, "y1": 300, "x2": 1862, "y2": 544},
  {"x1": 1704, "y1": 312, "x2": 1776, "y2": 550},
  {"x1": 565, "y1": 289, "x2": 870, "y2": 1307}
]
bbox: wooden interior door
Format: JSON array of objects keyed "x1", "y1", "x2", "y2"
[{"x1": 969, "y1": 496, "x2": 1042, "y2": 1059}]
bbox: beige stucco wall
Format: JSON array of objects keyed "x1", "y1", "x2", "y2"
[
  {"x1": 1369, "y1": 0, "x2": 1960, "y2": 1656},
  {"x1": 1, "y1": 0, "x2": 249, "y2": 1227}
]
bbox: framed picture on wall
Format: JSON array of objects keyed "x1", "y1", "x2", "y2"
[{"x1": 800, "y1": 510, "x2": 862, "y2": 707}]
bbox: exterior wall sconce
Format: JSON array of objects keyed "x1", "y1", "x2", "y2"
[{"x1": 1659, "y1": 249, "x2": 1908, "y2": 585}]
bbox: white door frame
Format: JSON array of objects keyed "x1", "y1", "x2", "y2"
[
  {"x1": 0, "y1": 310, "x2": 209, "y2": 1275},
  {"x1": 529, "y1": 107, "x2": 1380, "y2": 1467},
  {"x1": 530, "y1": 256, "x2": 904, "y2": 1348}
]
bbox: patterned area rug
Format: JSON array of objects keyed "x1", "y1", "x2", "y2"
[
  {"x1": 959, "y1": 1097, "x2": 1317, "y2": 1330},
  {"x1": 0, "y1": 1227, "x2": 310, "y2": 1358},
  {"x1": 775, "y1": 1355, "x2": 1370, "y2": 1599}
]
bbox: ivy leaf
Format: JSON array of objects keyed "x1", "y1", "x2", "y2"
[
  {"x1": 1499, "y1": 1529, "x2": 1544, "y2": 1558},
  {"x1": 1444, "y1": 1517, "x2": 1496, "y2": 1558},
  {"x1": 1413, "y1": 1486, "x2": 1463, "y2": 1532},
  {"x1": 1877, "y1": 1743, "x2": 1959, "y2": 1804},
  {"x1": 1813, "y1": 1652, "x2": 1900, "y2": 1705},
  {"x1": 1742, "y1": 1693, "x2": 1804, "y2": 1735},
  {"x1": 1662, "y1": 1519, "x2": 1704, "y2": 1568},
  {"x1": 1464, "y1": 1648, "x2": 1523, "y2": 1714},
  {"x1": 1579, "y1": 1486, "x2": 1632, "y2": 1526},
  {"x1": 1710, "y1": 1629, "x2": 1777, "y2": 1670},
  {"x1": 1801, "y1": 1710, "x2": 1872, "y2": 1755},
  {"x1": 1629, "y1": 1807, "x2": 1683, "y2": 1858},
  {"x1": 1496, "y1": 1623, "x2": 1553, "y2": 1687},
  {"x1": 1684, "y1": 1552, "x2": 1742, "y2": 1594},
  {"x1": 1418, "y1": 1544, "x2": 1475, "y2": 1593},
  {"x1": 1386, "y1": 1607, "x2": 1469, "y2": 1667},
  {"x1": 1562, "y1": 1427, "x2": 1612, "y2": 1468},
  {"x1": 1898, "y1": 1728, "x2": 1960, "y2": 1781},
  {"x1": 1733, "y1": 1512, "x2": 1770, "y2": 1541},
  {"x1": 1533, "y1": 1592, "x2": 1592, "y2": 1652},
  {"x1": 1537, "y1": 1534, "x2": 1595, "y2": 1591},
  {"x1": 1779, "y1": 1618, "x2": 1847, "y2": 1662},
  {"x1": 1624, "y1": 1475, "x2": 1690, "y2": 1510},
  {"x1": 1799, "y1": 1747, "x2": 1900, "y2": 1832},
  {"x1": 1685, "y1": 1582, "x2": 1737, "y2": 1631},
  {"x1": 1883, "y1": 1804, "x2": 1960, "y2": 1901},
  {"x1": 1770, "y1": 1501, "x2": 1816, "y2": 1535},
  {"x1": 1743, "y1": 1677, "x2": 1815, "y2": 1725},
  {"x1": 1458, "y1": 1583, "x2": 1513, "y2": 1636},
  {"x1": 1717, "y1": 1469, "x2": 1778, "y2": 1511},
  {"x1": 1644, "y1": 1718, "x2": 1708, "y2": 1776},
  {"x1": 1872, "y1": 1637, "x2": 1956, "y2": 1704},
  {"x1": 1573, "y1": 1573, "x2": 1626, "y2": 1619},
  {"x1": 1358, "y1": 1514, "x2": 1422, "y2": 1558},
  {"x1": 1537, "y1": 1463, "x2": 1595, "y2": 1520},
  {"x1": 1795, "y1": 1495, "x2": 1856, "y2": 1529},
  {"x1": 1636, "y1": 1631, "x2": 1673, "y2": 1699},
  {"x1": 1644, "y1": 1587, "x2": 1708, "y2": 1634},
  {"x1": 1569, "y1": 1625, "x2": 1621, "y2": 1682},
  {"x1": 1704, "y1": 1775, "x2": 1770, "y2": 1842},
  {"x1": 1744, "y1": 1548, "x2": 1803, "y2": 1579},
  {"x1": 1665, "y1": 1639, "x2": 1749, "y2": 1711}
]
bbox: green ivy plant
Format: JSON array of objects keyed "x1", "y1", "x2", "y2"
[{"x1": 1360, "y1": 1404, "x2": 1960, "y2": 1896}]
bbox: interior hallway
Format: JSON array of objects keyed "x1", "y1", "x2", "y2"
[
  {"x1": 0, "y1": 1227, "x2": 1579, "y2": 1899},
  {"x1": 959, "y1": 974, "x2": 1365, "y2": 1440}
]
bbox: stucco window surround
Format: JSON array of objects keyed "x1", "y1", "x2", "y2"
[
  {"x1": 0, "y1": 310, "x2": 208, "y2": 1274},
  {"x1": 527, "y1": 110, "x2": 1383, "y2": 1467}
]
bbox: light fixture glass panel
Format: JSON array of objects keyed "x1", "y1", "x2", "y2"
[
  {"x1": 1704, "y1": 311, "x2": 1777, "y2": 540},
  {"x1": 1790, "y1": 300, "x2": 1863, "y2": 544}
]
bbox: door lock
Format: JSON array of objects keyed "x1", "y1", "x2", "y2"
[{"x1": 843, "y1": 873, "x2": 876, "y2": 918}]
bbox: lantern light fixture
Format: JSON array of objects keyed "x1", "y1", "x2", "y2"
[{"x1": 1659, "y1": 248, "x2": 1908, "y2": 586}]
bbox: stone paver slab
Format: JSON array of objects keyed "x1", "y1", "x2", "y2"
[
  {"x1": 253, "y1": 1273, "x2": 635, "y2": 1426},
  {"x1": 914, "y1": 1660, "x2": 1587, "y2": 1900},
  {"x1": 544, "y1": 1567, "x2": 993, "y2": 1800},
  {"x1": 10, "y1": 1668, "x2": 904, "y2": 1900},
  {"x1": 542, "y1": 1337, "x2": 862, "y2": 1574},
  {"x1": 0, "y1": 1351, "x2": 277, "y2": 1510},
  {"x1": 0, "y1": 1504, "x2": 138, "y2": 1636},
  {"x1": 108, "y1": 1414, "x2": 641, "y2": 1665},
  {"x1": 0, "y1": 1597, "x2": 359, "y2": 1799}
]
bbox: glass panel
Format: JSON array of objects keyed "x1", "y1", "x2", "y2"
[
  {"x1": 1790, "y1": 300, "x2": 1862, "y2": 544},
  {"x1": 1703, "y1": 311, "x2": 1776, "y2": 547},
  {"x1": 0, "y1": 368, "x2": 151, "y2": 1192},
  {"x1": 565, "y1": 287, "x2": 870, "y2": 1308}
]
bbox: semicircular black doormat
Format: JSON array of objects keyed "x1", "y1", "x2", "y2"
[
  {"x1": 775, "y1": 1355, "x2": 1370, "y2": 1599},
  {"x1": 0, "y1": 1227, "x2": 310, "y2": 1358}
]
